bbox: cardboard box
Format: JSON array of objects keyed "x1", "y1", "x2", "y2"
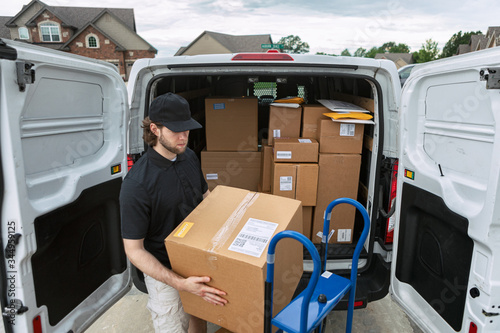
[
  {"x1": 318, "y1": 119, "x2": 365, "y2": 154},
  {"x1": 271, "y1": 163, "x2": 318, "y2": 206},
  {"x1": 205, "y1": 97, "x2": 258, "y2": 151},
  {"x1": 312, "y1": 154, "x2": 361, "y2": 244},
  {"x1": 268, "y1": 105, "x2": 302, "y2": 145},
  {"x1": 273, "y1": 138, "x2": 319, "y2": 163},
  {"x1": 303, "y1": 206, "x2": 314, "y2": 240},
  {"x1": 259, "y1": 145, "x2": 273, "y2": 192},
  {"x1": 301, "y1": 105, "x2": 330, "y2": 139},
  {"x1": 165, "y1": 186, "x2": 303, "y2": 333},
  {"x1": 201, "y1": 151, "x2": 261, "y2": 191}
]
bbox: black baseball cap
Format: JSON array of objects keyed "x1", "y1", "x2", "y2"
[{"x1": 149, "y1": 93, "x2": 202, "y2": 132}]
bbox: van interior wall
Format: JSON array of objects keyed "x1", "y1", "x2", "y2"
[{"x1": 151, "y1": 74, "x2": 376, "y2": 244}]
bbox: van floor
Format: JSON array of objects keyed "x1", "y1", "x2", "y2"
[{"x1": 81, "y1": 286, "x2": 424, "y2": 333}]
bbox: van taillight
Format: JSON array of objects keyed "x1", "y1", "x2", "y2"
[
  {"x1": 385, "y1": 160, "x2": 398, "y2": 244},
  {"x1": 127, "y1": 154, "x2": 134, "y2": 170},
  {"x1": 33, "y1": 315, "x2": 42, "y2": 333},
  {"x1": 232, "y1": 52, "x2": 294, "y2": 61},
  {"x1": 469, "y1": 322, "x2": 477, "y2": 333}
]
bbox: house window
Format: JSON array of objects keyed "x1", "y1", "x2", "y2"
[
  {"x1": 18, "y1": 27, "x2": 29, "y2": 40},
  {"x1": 86, "y1": 35, "x2": 99, "y2": 48},
  {"x1": 40, "y1": 22, "x2": 60, "y2": 42}
]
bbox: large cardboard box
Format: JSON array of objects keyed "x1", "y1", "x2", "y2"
[
  {"x1": 165, "y1": 186, "x2": 303, "y2": 333},
  {"x1": 271, "y1": 163, "x2": 318, "y2": 206},
  {"x1": 318, "y1": 119, "x2": 365, "y2": 154},
  {"x1": 259, "y1": 145, "x2": 273, "y2": 192},
  {"x1": 201, "y1": 151, "x2": 261, "y2": 191},
  {"x1": 301, "y1": 105, "x2": 330, "y2": 139},
  {"x1": 273, "y1": 138, "x2": 319, "y2": 163},
  {"x1": 312, "y1": 154, "x2": 361, "y2": 244},
  {"x1": 205, "y1": 97, "x2": 258, "y2": 151},
  {"x1": 268, "y1": 105, "x2": 302, "y2": 145}
]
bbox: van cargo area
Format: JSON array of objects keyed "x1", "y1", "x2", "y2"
[{"x1": 129, "y1": 69, "x2": 396, "y2": 306}]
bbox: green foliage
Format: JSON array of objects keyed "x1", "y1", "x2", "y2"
[
  {"x1": 363, "y1": 42, "x2": 410, "y2": 58},
  {"x1": 440, "y1": 30, "x2": 482, "y2": 58},
  {"x1": 341, "y1": 48, "x2": 351, "y2": 56},
  {"x1": 413, "y1": 39, "x2": 439, "y2": 63},
  {"x1": 353, "y1": 47, "x2": 367, "y2": 57},
  {"x1": 278, "y1": 35, "x2": 310, "y2": 54}
]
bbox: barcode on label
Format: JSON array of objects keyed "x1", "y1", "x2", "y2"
[
  {"x1": 276, "y1": 151, "x2": 292, "y2": 159},
  {"x1": 233, "y1": 238, "x2": 247, "y2": 247},
  {"x1": 239, "y1": 233, "x2": 268, "y2": 243},
  {"x1": 273, "y1": 129, "x2": 281, "y2": 138},
  {"x1": 340, "y1": 123, "x2": 355, "y2": 136},
  {"x1": 206, "y1": 173, "x2": 218, "y2": 180}
]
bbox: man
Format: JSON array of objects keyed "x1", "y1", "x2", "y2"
[{"x1": 120, "y1": 93, "x2": 227, "y2": 332}]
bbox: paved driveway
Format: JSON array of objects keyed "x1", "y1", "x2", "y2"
[{"x1": 85, "y1": 286, "x2": 424, "y2": 333}]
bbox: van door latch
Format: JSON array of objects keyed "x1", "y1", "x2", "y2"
[
  {"x1": 16, "y1": 61, "x2": 35, "y2": 92},
  {"x1": 3, "y1": 299, "x2": 28, "y2": 317},
  {"x1": 480, "y1": 68, "x2": 500, "y2": 89}
]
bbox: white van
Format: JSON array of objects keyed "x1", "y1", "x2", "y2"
[{"x1": 0, "y1": 38, "x2": 499, "y2": 333}]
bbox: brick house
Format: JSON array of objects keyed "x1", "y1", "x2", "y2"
[{"x1": 0, "y1": 0, "x2": 156, "y2": 80}]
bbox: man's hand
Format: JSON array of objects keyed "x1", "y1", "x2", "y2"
[{"x1": 181, "y1": 276, "x2": 227, "y2": 306}]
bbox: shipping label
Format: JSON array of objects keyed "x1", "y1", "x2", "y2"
[
  {"x1": 339, "y1": 123, "x2": 355, "y2": 136},
  {"x1": 206, "y1": 173, "x2": 218, "y2": 180},
  {"x1": 337, "y1": 229, "x2": 352, "y2": 242},
  {"x1": 273, "y1": 129, "x2": 281, "y2": 138},
  {"x1": 298, "y1": 139, "x2": 312, "y2": 143},
  {"x1": 228, "y1": 218, "x2": 278, "y2": 257},
  {"x1": 280, "y1": 176, "x2": 293, "y2": 191},
  {"x1": 276, "y1": 151, "x2": 292, "y2": 159}
]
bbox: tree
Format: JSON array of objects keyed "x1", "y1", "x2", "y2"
[
  {"x1": 353, "y1": 47, "x2": 367, "y2": 57},
  {"x1": 341, "y1": 48, "x2": 351, "y2": 56},
  {"x1": 413, "y1": 39, "x2": 439, "y2": 63},
  {"x1": 316, "y1": 52, "x2": 337, "y2": 56},
  {"x1": 440, "y1": 30, "x2": 482, "y2": 58},
  {"x1": 278, "y1": 35, "x2": 310, "y2": 54},
  {"x1": 364, "y1": 42, "x2": 410, "y2": 58}
]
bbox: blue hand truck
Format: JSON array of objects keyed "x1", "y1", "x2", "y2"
[{"x1": 264, "y1": 197, "x2": 371, "y2": 333}]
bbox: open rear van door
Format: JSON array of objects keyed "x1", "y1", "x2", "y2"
[
  {"x1": 392, "y1": 47, "x2": 500, "y2": 332},
  {"x1": 0, "y1": 39, "x2": 130, "y2": 333}
]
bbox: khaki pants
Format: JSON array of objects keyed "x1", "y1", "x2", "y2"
[{"x1": 144, "y1": 274, "x2": 190, "y2": 333}]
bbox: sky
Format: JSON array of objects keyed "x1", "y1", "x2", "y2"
[{"x1": 2, "y1": 0, "x2": 498, "y2": 57}]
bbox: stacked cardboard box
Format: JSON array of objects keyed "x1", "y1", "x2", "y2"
[
  {"x1": 202, "y1": 97, "x2": 261, "y2": 191},
  {"x1": 312, "y1": 109, "x2": 365, "y2": 244}
]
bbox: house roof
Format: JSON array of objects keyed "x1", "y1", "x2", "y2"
[
  {"x1": 374, "y1": 52, "x2": 414, "y2": 64},
  {"x1": 470, "y1": 34, "x2": 488, "y2": 51},
  {"x1": 457, "y1": 44, "x2": 471, "y2": 55},
  {"x1": 0, "y1": 16, "x2": 11, "y2": 39},
  {"x1": 486, "y1": 26, "x2": 500, "y2": 39},
  {"x1": 7, "y1": 1, "x2": 135, "y2": 31},
  {"x1": 176, "y1": 31, "x2": 272, "y2": 55}
]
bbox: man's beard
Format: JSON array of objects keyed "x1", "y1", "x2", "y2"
[{"x1": 159, "y1": 135, "x2": 187, "y2": 155}]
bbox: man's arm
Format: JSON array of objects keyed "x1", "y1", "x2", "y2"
[{"x1": 123, "y1": 238, "x2": 227, "y2": 306}]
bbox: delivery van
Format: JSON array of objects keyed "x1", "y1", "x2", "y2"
[{"x1": 0, "y1": 37, "x2": 499, "y2": 333}]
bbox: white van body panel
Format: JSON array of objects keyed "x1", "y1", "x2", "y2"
[
  {"x1": 392, "y1": 47, "x2": 500, "y2": 333},
  {"x1": 0, "y1": 39, "x2": 131, "y2": 333}
]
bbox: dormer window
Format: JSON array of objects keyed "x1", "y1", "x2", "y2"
[
  {"x1": 86, "y1": 34, "x2": 100, "y2": 48},
  {"x1": 18, "y1": 27, "x2": 29, "y2": 40},
  {"x1": 40, "y1": 22, "x2": 61, "y2": 42}
]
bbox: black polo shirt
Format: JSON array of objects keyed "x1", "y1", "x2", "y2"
[{"x1": 120, "y1": 147, "x2": 208, "y2": 268}]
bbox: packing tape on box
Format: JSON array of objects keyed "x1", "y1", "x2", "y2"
[{"x1": 206, "y1": 192, "x2": 260, "y2": 253}]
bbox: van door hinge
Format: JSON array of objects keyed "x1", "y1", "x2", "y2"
[
  {"x1": 3, "y1": 299, "x2": 28, "y2": 317},
  {"x1": 16, "y1": 61, "x2": 35, "y2": 92},
  {"x1": 480, "y1": 68, "x2": 500, "y2": 89}
]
